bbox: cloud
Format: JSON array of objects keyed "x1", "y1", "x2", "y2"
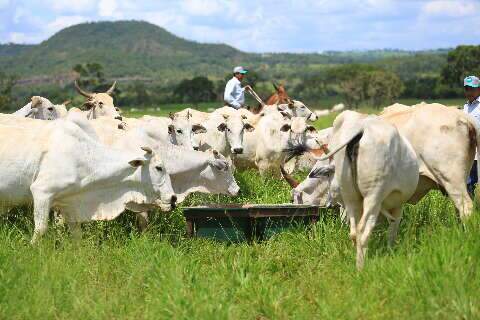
[
  {"x1": 47, "y1": 16, "x2": 89, "y2": 33},
  {"x1": 181, "y1": 0, "x2": 224, "y2": 16},
  {"x1": 1, "y1": 0, "x2": 480, "y2": 51},
  {"x1": 0, "y1": 0, "x2": 9, "y2": 9},
  {"x1": 422, "y1": 0, "x2": 478, "y2": 17},
  {"x1": 98, "y1": 0, "x2": 120, "y2": 18},
  {"x1": 47, "y1": 0, "x2": 96, "y2": 14}
]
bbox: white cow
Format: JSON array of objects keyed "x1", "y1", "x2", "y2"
[
  {"x1": 277, "y1": 100, "x2": 318, "y2": 121},
  {"x1": 126, "y1": 114, "x2": 206, "y2": 150},
  {"x1": 86, "y1": 118, "x2": 240, "y2": 230},
  {"x1": 285, "y1": 111, "x2": 419, "y2": 269},
  {"x1": 287, "y1": 102, "x2": 480, "y2": 220},
  {"x1": 193, "y1": 112, "x2": 254, "y2": 157},
  {"x1": 330, "y1": 103, "x2": 345, "y2": 113},
  {"x1": 235, "y1": 112, "x2": 319, "y2": 175},
  {"x1": 13, "y1": 96, "x2": 68, "y2": 120},
  {"x1": 72, "y1": 80, "x2": 123, "y2": 120},
  {"x1": 0, "y1": 115, "x2": 176, "y2": 243}
]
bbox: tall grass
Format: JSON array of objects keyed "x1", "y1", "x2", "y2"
[
  {"x1": 0, "y1": 170, "x2": 478, "y2": 319},
  {"x1": 0, "y1": 102, "x2": 478, "y2": 319}
]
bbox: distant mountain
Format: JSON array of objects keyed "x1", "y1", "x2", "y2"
[{"x1": 0, "y1": 20, "x2": 449, "y2": 83}]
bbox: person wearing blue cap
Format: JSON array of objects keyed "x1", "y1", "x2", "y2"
[
  {"x1": 224, "y1": 66, "x2": 251, "y2": 109},
  {"x1": 463, "y1": 75, "x2": 480, "y2": 196}
]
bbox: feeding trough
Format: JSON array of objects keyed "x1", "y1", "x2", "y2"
[{"x1": 183, "y1": 204, "x2": 326, "y2": 242}]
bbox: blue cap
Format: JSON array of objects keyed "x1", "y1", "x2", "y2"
[{"x1": 464, "y1": 75, "x2": 480, "y2": 88}]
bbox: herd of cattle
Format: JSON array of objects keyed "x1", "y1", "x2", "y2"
[{"x1": 1, "y1": 80, "x2": 477, "y2": 269}]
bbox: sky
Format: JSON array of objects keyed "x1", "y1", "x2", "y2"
[{"x1": 0, "y1": 0, "x2": 479, "y2": 53}]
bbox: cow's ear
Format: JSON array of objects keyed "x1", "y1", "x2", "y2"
[
  {"x1": 208, "y1": 159, "x2": 228, "y2": 171},
  {"x1": 280, "y1": 124, "x2": 291, "y2": 132},
  {"x1": 306, "y1": 125, "x2": 317, "y2": 133},
  {"x1": 309, "y1": 164, "x2": 335, "y2": 178},
  {"x1": 288, "y1": 100, "x2": 294, "y2": 108},
  {"x1": 192, "y1": 124, "x2": 207, "y2": 134},
  {"x1": 129, "y1": 159, "x2": 145, "y2": 167},
  {"x1": 244, "y1": 123, "x2": 255, "y2": 132},
  {"x1": 141, "y1": 146, "x2": 153, "y2": 155},
  {"x1": 217, "y1": 123, "x2": 227, "y2": 132},
  {"x1": 168, "y1": 112, "x2": 175, "y2": 120},
  {"x1": 31, "y1": 96, "x2": 42, "y2": 108},
  {"x1": 168, "y1": 124, "x2": 174, "y2": 134},
  {"x1": 279, "y1": 111, "x2": 291, "y2": 119}
]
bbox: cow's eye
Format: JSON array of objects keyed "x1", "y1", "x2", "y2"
[
  {"x1": 155, "y1": 166, "x2": 163, "y2": 172},
  {"x1": 47, "y1": 107, "x2": 54, "y2": 111},
  {"x1": 227, "y1": 128, "x2": 231, "y2": 132},
  {"x1": 176, "y1": 129, "x2": 183, "y2": 134}
]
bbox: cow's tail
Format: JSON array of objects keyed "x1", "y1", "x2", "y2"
[
  {"x1": 317, "y1": 128, "x2": 364, "y2": 161},
  {"x1": 345, "y1": 130, "x2": 363, "y2": 194}
]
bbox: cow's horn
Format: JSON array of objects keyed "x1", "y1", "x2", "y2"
[
  {"x1": 272, "y1": 82, "x2": 279, "y2": 92},
  {"x1": 106, "y1": 81, "x2": 116, "y2": 95},
  {"x1": 280, "y1": 165, "x2": 299, "y2": 188},
  {"x1": 62, "y1": 100, "x2": 71, "y2": 106},
  {"x1": 74, "y1": 80, "x2": 93, "y2": 98}
]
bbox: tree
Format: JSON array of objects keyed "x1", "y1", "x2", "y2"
[
  {"x1": 72, "y1": 63, "x2": 109, "y2": 92},
  {"x1": 441, "y1": 45, "x2": 480, "y2": 88},
  {"x1": 323, "y1": 64, "x2": 404, "y2": 108},
  {"x1": 0, "y1": 72, "x2": 17, "y2": 111},
  {"x1": 173, "y1": 76, "x2": 216, "y2": 103}
]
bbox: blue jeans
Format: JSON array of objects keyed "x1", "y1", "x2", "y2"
[{"x1": 467, "y1": 160, "x2": 478, "y2": 197}]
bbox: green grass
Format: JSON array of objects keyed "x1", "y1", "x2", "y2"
[{"x1": 1, "y1": 106, "x2": 479, "y2": 319}]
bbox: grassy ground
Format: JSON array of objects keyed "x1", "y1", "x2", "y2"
[{"x1": 1, "y1": 102, "x2": 479, "y2": 319}]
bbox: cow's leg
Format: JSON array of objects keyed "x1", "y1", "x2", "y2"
[
  {"x1": 344, "y1": 201, "x2": 362, "y2": 246},
  {"x1": 442, "y1": 182, "x2": 473, "y2": 220},
  {"x1": 68, "y1": 222, "x2": 82, "y2": 242},
  {"x1": 386, "y1": 207, "x2": 402, "y2": 247},
  {"x1": 30, "y1": 193, "x2": 52, "y2": 244},
  {"x1": 356, "y1": 197, "x2": 381, "y2": 270},
  {"x1": 136, "y1": 211, "x2": 149, "y2": 232}
]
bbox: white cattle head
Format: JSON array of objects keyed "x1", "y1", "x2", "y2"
[
  {"x1": 75, "y1": 81, "x2": 123, "y2": 120},
  {"x1": 130, "y1": 146, "x2": 177, "y2": 211},
  {"x1": 281, "y1": 160, "x2": 337, "y2": 206},
  {"x1": 202, "y1": 150, "x2": 240, "y2": 196},
  {"x1": 168, "y1": 112, "x2": 206, "y2": 150},
  {"x1": 281, "y1": 117, "x2": 319, "y2": 150},
  {"x1": 216, "y1": 114, "x2": 255, "y2": 155},
  {"x1": 25, "y1": 96, "x2": 67, "y2": 120},
  {"x1": 278, "y1": 100, "x2": 317, "y2": 121}
]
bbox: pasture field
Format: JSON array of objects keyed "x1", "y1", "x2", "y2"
[{"x1": 1, "y1": 102, "x2": 479, "y2": 319}]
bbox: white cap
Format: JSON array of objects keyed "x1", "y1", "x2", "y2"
[{"x1": 233, "y1": 66, "x2": 248, "y2": 74}]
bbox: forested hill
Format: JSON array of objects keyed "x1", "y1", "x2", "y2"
[{"x1": 0, "y1": 20, "x2": 449, "y2": 82}]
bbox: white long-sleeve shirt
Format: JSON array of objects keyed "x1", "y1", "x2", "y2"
[
  {"x1": 464, "y1": 97, "x2": 480, "y2": 127},
  {"x1": 464, "y1": 97, "x2": 480, "y2": 160},
  {"x1": 224, "y1": 77, "x2": 245, "y2": 109}
]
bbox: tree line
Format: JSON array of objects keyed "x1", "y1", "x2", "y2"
[{"x1": 0, "y1": 45, "x2": 478, "y2": 111}]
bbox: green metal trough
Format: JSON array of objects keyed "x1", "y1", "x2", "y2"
[{"x1": 183, "y1": 204, "x2": 323, "y2": 242}]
